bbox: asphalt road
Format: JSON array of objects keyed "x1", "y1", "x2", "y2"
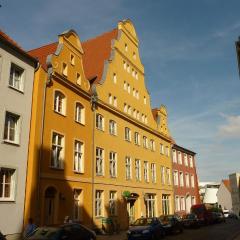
[{"x1": 166, "y1": 218, "x2": 240, "y2": 240}]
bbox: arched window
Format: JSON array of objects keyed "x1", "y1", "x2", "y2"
[
  {"x1": 54, "y1": 91, "x2": 66, "y2": 115},
  {"x1": 75, "y1": 102, "x2": 85, "y2": 124}
]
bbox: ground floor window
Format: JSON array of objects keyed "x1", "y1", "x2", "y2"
[
  {"x1": 175, "y1": 196, "x2": 180, "y2": 212},
  {"x1": 95, "y1": 190, "x2": 103, "y2": 217},
  {"x1": 73, "y1": 189, "x2": 82, "y2": 221},
  {"x1": 109, "y1": 191, "x2": 117, "y2": 216},
  {"x1": 0, "y1": 168, "x2": 16, "y2": 201},
  {"x1": 180, "y1": 196, "x2": 185, "y2": 211},
  {"x1": 145, "y1": 194, "x2": 156, "y2": 217},
  {"x1": 162, "y1": 194, "x2": 170, "y2": 215}
]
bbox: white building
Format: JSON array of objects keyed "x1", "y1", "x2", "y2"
[
  {"x1": 217, "y1": 180, "x2": 232, "y2": 211},
  {"x1": 229, "y1": 173, "x2": 240, "y2": 216},
  {"x1": 199, "y1": 182, "x2": 220, "y2": 205},
  {"x1": 0, "y1": 30, "x2": 37, "y2": 239}
]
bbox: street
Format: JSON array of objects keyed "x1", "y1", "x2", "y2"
[{"x1": 98, "y1": 219, "x2": 240, "y2": 240}]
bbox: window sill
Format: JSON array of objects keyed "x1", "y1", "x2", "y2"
[
  {"x1": 75, "y1": 120, "x2": 85, "y2": 126},
  {"x1": 96, "y1": 127, "x2": 104, "y2": 132},
  {"x1": 3, "y1": 140, "x2": 20, "y2": 146},
  {"x1": 125, "y1": 139, "x2": 131, "y2": 143},
  {"x1": 96, "y1": 174, "x2": 104, "y2": 177},
  {"x1": 73, "y1": 170, "x2": 84, "y2": 174},
  {"x1": 0, "y1": 199, "x2": 15, "y2": 203},
  {"x1": 50, "y1": 166, "x2": 64, "y2": 170},
  {"x1": 54, "y1": 110, "x2": 66, "y2": 117},
  {"x1": 8, "y1": 85, "x2": 24, "y2": 94}
]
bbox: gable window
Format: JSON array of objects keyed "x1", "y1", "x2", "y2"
[
  {"x1": 144, "y1": 161, "x2": 149, "y2": 182},
  {"x1": 109, "y1": 120, "x2": 117, "y2": 136},
  {"x1": 75, "y1": 102, "x2": 85, "y2": 124},
  {"x1": 144, "y1": 96, "x2": 147, "y2": 104},
  {"x1": 95, "y1": 190, "x2": 103, "y2": 217},
  {"x1": 124, "y1": 103, "x2": 127, "y2": 112},
  {"x1": 109, "y1": 191, "x2": 117, "y2": 215},
  {"x1": 125, "y1": 43, "x2": 128, "y2": 52},
  {"x1": 0, "y1": 168, "x2": 16, "y2": 201},
  {"x1": 96, "y1": 114, "x2": 104, "y2": 131},
  {"x1": 113, "y1": 73, "x2": 117, "y2": 84},
  {"x1": 109, "y1": 151, "x2": 117, "y2": 178},
  {"x1": 74, "y1": 140, "x2": 84, "y2": 173},
  {"x1": 135, "y1": 159, "x2": 141, "y2": 181},
  {"x1": 151, "y1": 163, "x2": 156, "y2": 183},
  {"x1": 70, "y1": 54, "x2": 75, "y2": 65},
  {"x1": 96, "y1": 147, "x2": 104, "y2": 176},
  {"x1": 9, "y1": 63, "x2": 24, "y2": 91},
  {"x1": 76, "y1": 73, "x2": 81, "y2": 85},
  {"x1": 113, "y1": 96, "x2": 117, "y2": 107},
  {"x1": 51, "y1": 132, "x2": 64, "y2": 169},
  {"x1": 133, "y1": 52, "x2": 136, "y2": 59},
  {"x1": 62, "y1": 62, "x2": 68, "y2": 76},
  {"x1": 125, "y1": 127, "x2": 131, "y2": 142},
  {"x1": 4, "y1": 112, "x2": 20, "y2": 144},
  {"x1": 54, "y1": 91, "x2": 66, "y2": 115},
  {"x1": 125, "y1": 157, "x2": 132, "y2": 180},
  {"x1": 108, "y1": 94, "x2": 112, "y2": 105}
]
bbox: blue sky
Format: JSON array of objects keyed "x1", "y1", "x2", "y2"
[{"x1": 1, "y1": 0, "x2": 240, "y2": 182}]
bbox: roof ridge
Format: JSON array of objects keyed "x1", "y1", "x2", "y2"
[{"x1": 28, "y1": 41, "x2": 58, "y2": 53}]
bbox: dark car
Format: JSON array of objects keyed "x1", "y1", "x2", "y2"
[
  {"x1": 159, "y1": 215, "x2": 183, "y2": 234},
  {"x1": 0, "y1": 231, "x2": 6, "y2": 240},
  {"x1": 127, "y1": 217, "x2": 165, "y2": 240},
  {"x1": 182, "y1": 214, "x2": 201, "y2": 228},
  {"x1": 25, "y1": 223, "x2": 96, "y2": 240},
  {"x1": 215, "y1": 212, "x2": 226, "y2": 223}
]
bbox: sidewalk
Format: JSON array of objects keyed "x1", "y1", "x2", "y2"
[{"x1": 97, "y1": 231, "x2": 127, "y2": 240}]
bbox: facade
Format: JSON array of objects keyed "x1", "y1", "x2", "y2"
[
  {"x1": 24, "y1": 19, "x2": 175, "y2": 231},
  {"x1": 84, "y1": 20, "x2": 174, "y2": 230},
  {"x1": 216, "y1": 179, "x2": 232, "y2": 211},
  {"x1": 199, "y1": 182, "x2": 220, "y2": 205},
  {"x1": 172, "y1": 144, "x2": 200, "y2": 216},
  {"x1": 0, "y1": 31, "x2": 37, "y2": 238},
  {"x1": 229, "y1": 173, "x2": 240, "y2": 216},
  {"x1": 24, "y1": 30, "x2": 94, "y2": 228}
]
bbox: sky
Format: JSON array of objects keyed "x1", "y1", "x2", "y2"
[{"x1": 1, "y1": 0, "x2": 240, "y2": 182}]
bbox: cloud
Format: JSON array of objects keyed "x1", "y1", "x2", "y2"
[{"x1": 218, "y1": 114, "x2": 240, "y2": 139}]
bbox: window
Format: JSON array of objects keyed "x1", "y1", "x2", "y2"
[
  {"x1": 109, "y1": 152, "x2": 117, "y2": 178},
  {"x1": 192, "y1": 196, "x2": 196, "y2": 205},
  {"x1": 144, "y1": 161, "x2": 149, "y2": 182},
  {"x1": 73, "y1": 189, "x2": 82, "y2": 221},
  {"x1": 109, "y1": 191, "x2": 117, "y2": 215},
  {"x1": 134, "y1": 132, "x2": 140, "y2": 145},
  {"x1": 76, "y1": 73, "x2": 81, "y2": 85},
  {"x1": 127, "y1": 64, "x2": 130, "y2": 73},
  {"x1": 51, "y1": 132, "x2": 64, "y2": 169},
  {"x1": 143, "y1": 136, "x2": 148, "y2": 148},
  {"x1": 125, "y1": 157, "x2": 132, "y2": 180},
  {"x1": 191, "y1": 175, "x2": 195, "y2": 188},
  {"x1": 144, "y1": 96, "x2": 147, "y2": 104},
  {"x1": 173, "y1": 171, "x2": 179, "y2": 186},
  {"x1": 175, "y1": 196, "x2": 180, "y2": 211},
  {"x1": 136, "y1": 72, "x2": 138, "y2": 80},
  {"x1": 162, "y1": 194, "x2": 170, "y2": 215},
  {"x1": 132, "y1": 69, "x2": 135, "y2": 77},
  {"x1": 124, "y1": 81, "x2": 127, "y2": 90},
  {"x1": 165, "y1": 146, "x2": 169, "y2": 156},
  {"x1": 145, "y1": 194, "x2": 156, "y2": 217},
  {"x1": 179, "y1": 172, "x2": 184, "y2": 187},
  {"x1": 73, "y1": 140, "x2": 84, "y2": 173},
  {"x1": 123, "y1": 61, "x2": 126, "y2": 70},
  {"x1": 135, "y1": 159, "x2": 141, "y2": 181},
  {"x1": 160, "y1": 144, "x2": 164, "y2": 154},
  {"x1": 133, "y1": 52, "x2": 136, "y2": 59},
  {"x1": 185, "y1": 173, "x2": 190, "y2": 187},
  {"x1": 172, "y1": 150, "x2": 177, "y2": 163},
  {"x1": 180, "y1": 197, "x2": 185, "y2": 211},
  {"x1": 113, "y1": 73, "x2": 117, "y2": 84},
  {"x1": 151, "y1": 163, "x2": 156, "y2": 183},
  {"x1": 0, "y1": 168, "x2": 16, "y2": 201},
  {"x1": 96, "y1": 114, "x2": 104, "y2": 131},
  {"x1": 108, "y1": 94, "x2": 112, "y2": 105},
  {"x1": 9, "y1": 63, "x2": 24, "y2": 91},
  {"x1": 189, "y1": 156, "x2": 193, "y2": 167},
  {"x1": 178, "y1": 151, "x2": 182, "y2": 164},
  {"x1": 133, "y1": 109, "x2": 136, "y2": 118},
  {"x1": 95, "y1": 190, "x2": 103, "y2": 217},
  {"x1": 133, "y1": 88, "x2": 136, "y2": 97},
  {"x1": 62, "y1": 62, "x2": 68, "y2": 76},
  {"x1": 161, "y1": 166, "x2": 165, "y2": 184},
  {"x1": 137, "y1": 111, "x2": 140, "y2": 120},
  {"x1": 125, "y1": 43, "x2": 128, "y2": 51},
  {"x1": 113, "y1": 96, "x2": 117, "y2": 107},
  {"x1": 109, "y1": 120, "x2": 117, "y2": 135},
  {"x1": 166, "y1": 168, "x2": 171, "y2": 185},
  {"x1": 184, "y1": 154, "x2": 188, "y2": 166},
  {"x1": 75, "y1": 102, "x2": 85, "y2": 124},
  {"x1": 124, "y1": 103, "x2": 127, "y2": 112},
  {"x1": 4, "y1": 112, "x2": 20, "y2": 144},
  {"x1": 96, "y1": 147, "x2": 104, "y2": 176},
  {"x1": 70, "y1": 54, "x2": 75, "y2": 65},
  {"x1": 127, "y1": 106, "x2": 131, "y2": 115},
  {"x1": 54, "y1": 91, "x2": 66, "y2": 115},
  {"x1": 127, "y1": 84, "x2": 130, "y2": 93},
  {"x1": 125, "y1": 127, "x2": 131, "y2": 142},
  {"x1": 150, "y1": 140, "x2": 155, "y2": 151}
]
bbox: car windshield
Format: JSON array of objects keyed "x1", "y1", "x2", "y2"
[
  {"x1": 28, "y1": 227, "x2": 60, "y2": 239},
  {"x1": 132, "y1": 218, "x2": 153, "y2": 226}
]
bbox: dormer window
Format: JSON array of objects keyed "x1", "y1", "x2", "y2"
[
  {"x1": 76, "y1": 73, "x2": 81, "y2": 85},
  {"x1": 62, "y1": 62, "x2": 68, "y2": 76},
  {"x1": 125, "y1": 43, "x2": 128, "y2": 52},
  {"x1": 70, "y1": 54, "x2": 75, "y2": 65},
  {"x1": 133, "y1": 52, "x2": 136, "y2": 59},
  {"x1": 113, "y1": 73, "x2": 117, "y2": 84}
]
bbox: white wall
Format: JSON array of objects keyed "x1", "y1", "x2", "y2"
[{"x1": 217, "y1": 182, "x2": 232, "y2": 210}]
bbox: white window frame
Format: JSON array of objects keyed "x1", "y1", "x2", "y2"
[
  {"x1": 73, "y1": 140, "x2": 84, "y2": 173},
  {"x1": 109, "y1": 191, "x2": 117, "y2": 216},
  {"x1": 134, "y1": 132, "x2": 140, "y2": 145},
  {"x1": 161, "y1": 166, "x2": 165, "y2": 185},
  {"x1": 109, "y1": 151, "x2": 117, "y2": 178},
  {"x1": 51, "y1": 132, "x2": 64, "y2": 169},
  {"x1": 166, "y1": 168, "x2": 171, "y2": 185},
  {"x1": 180, "y1": 197, "x2": 186, "y2": 211},
  {"x1": 54, "y1": 91, "x2": 66, "y2": 115},
  {"x1": 189, "y1": 156, "x2": 193, "y2": 167},
  {"x1": 9, "y1": 63, "x2": 24, "y2": 92},
  {"x1": 185, "y1": 173, "x2": 190, "y2": 187},
  {"x1": 96, "y1": 147, "x2": 104, "y2": 176},
  {"x1": 144, "y1": 161, "x2": 149, "y2": 182},
  {"x1": 143, "y1": 136, "x2": 148, "y2": 148},
  {"x1": 178, "y1": 151, "x2": 182, "y2": 164},
  {"x1": 191, "y1": 175, "x2": 195, "y2": 188},
  {"x1": 73, "y1": 189, "x2": 82, "y2": 221},
  {"x1": 109, "y1": 120, "x2": 117, "y2": 136},
  {"x1": 160, "y1": 144, "x2": 164, "y2": 154},
  {"x1": 184, "y1": 154, "x2": 188, "y2": 166},
  {"x1": 96, "y1": 114, "x2": 104, "y2": 131},
  {"x1": 151, "y1": 163, "x2": 156, "y2": 183},
  {"x1": 173, "y1": 170, "x2": 179, "y2": 186},
  {"x1": 125, "y1": 127, "x2": 131, "y2": 142},
  {"x1": 95, "y1": 190, "x2": 103, "y2": 217},
  {"x1": 125, "y1": 156, "x2": 132, "y2": 180},
  {"x1": 172, "y1": 150, "x2": 177, "y2": 163},
  {"x1": 135, "y1": 159, "x2": 141, "y2": 181},
  {"x1": 0, "y1": 168, "x2": 16, "y2": 201},
  {"x1": 179, "y1": 172, "x2": 184, "y2": 187},
  {"x1": 75, "y1": 102, "x2": 85, "y2": 124},
  {"x1": 146, "y1": 194, "x2": 156, "y2": 217}
]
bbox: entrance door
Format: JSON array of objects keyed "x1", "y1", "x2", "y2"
[
  {"x1": 127, "y1": 201, "x2": 135, "y2": 224},
  {"x1": 44, "y1": 187, "x2": 56, "y2": 225}
]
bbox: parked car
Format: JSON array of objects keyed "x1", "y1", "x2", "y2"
[
  {"x1": 223, "y1": 210, "x2": 229, "y2": 218},
  {"x1": 182, "y1": 214, "x2": 201, "y2": 228},
  {"x1": 191, "y1": 204, "x2": 213, "y2": 225},
  {"x1": 159, "y1": 215, "x2": 183, "y2": 234},
  {"x1": 228, "y1": 213, "x2": 239, "y2": 219},
  {"x1": 127, "y1": 217, "x2": 165, "y2": 240},
  {"x1": 215, "y1": 212, "x2": 226, "y2": 223},
  {"x1": 25, "y1": 223, "x2": 96, "y2": 240},
  {"x1": 0, "y1": 231, "x2": 6, "y2": 240}
]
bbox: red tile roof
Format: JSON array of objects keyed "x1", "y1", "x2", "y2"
[
  {"x1": 28, "y1": 28, "x2": 118, "y2": 82},
  {"x1": 0, "y1": 29, "x2": 37, "y2": 64},
  {"x1": 223, "y1": 179, "x2": 231, "y2": 192}
]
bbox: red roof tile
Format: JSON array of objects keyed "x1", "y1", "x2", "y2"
[{"x1": 223, "y1": 179, "x2": 231, "y2": 192}]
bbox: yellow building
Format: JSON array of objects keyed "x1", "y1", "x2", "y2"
[
  {"x1": 24, "y1": 19, "x2": 174, "y2": 230},
  {"x1": 25, "y1": 30, "x2": 94, "y2": 227},
  {"x1": 82, "y1": 19, "x2": 174, "y2": 230}
]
